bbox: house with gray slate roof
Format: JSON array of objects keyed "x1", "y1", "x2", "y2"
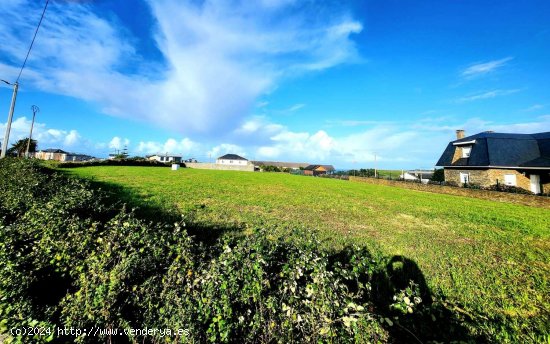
[
  {"x1": 216, "y1": 154, "x2": 250, "y2": 166},
  {"x1": 436, "y1": 130, "x2": 550, "y2": 193}
]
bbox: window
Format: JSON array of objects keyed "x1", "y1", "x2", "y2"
[
  {"x1": 504, "y1": 174, "x2": 516, "y2": 186},
  {"x1": 462, "y1": 146, "x2": 471, "y2": 158},
  {"x1": 460, "y1": 172, "x2": 470, "y2": 184},
  {"x1": 230, "y1": 160, "x2": 233, "y2": 164}
]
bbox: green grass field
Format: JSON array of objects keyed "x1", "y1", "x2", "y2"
[{"x1": 65, "y1": 166, "x2": 550, "y2": 342}]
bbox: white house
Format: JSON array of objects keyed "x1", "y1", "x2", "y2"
[
  {"x1": 400, "y1": 170, "x2": 434, "y2": 184},
  {"x1": 147, "y1": 154, "x2": 182, "y2": 163},
  {"x1": 216, "y1": 154, "x2": 249, "y2": 166},
  {"x1": 35, "y1": 149, "x2": 94, "y2": 162}
]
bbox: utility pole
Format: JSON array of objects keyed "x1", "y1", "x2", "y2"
[
  {"x1": 374, "y1": 152, "x2": 377, "y2": 178},
  {"x1": 1, "y1": 0, "x2": 50, "y2": 158},
  {"x1": 26, "y1": 105, "x2": 39, "y2": 158},
  {"x1": 1, "y1": 81, "x2": 19, "y2": 158}
]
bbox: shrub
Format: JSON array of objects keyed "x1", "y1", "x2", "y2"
[
  {"x1": 0, "y1": 159, "x2": 389, "y2": 343},
  {"x1": 0, "y1": 159, "x2": 468, "y2": 343},
  {"x1": 155, "y1": 231, "x2": 390, "y2": 343},
  {"x1": 484, "y1": 184, "x2": 533, "y2": 195}
]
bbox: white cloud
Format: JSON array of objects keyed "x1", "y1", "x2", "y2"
[
  {"x1": 461, "y1": 57, "x2": 513, "y2": 78},
  {"x1": 457, "y1": 89, "x2": 521, "y2": 102},
  {"x1": 0, "y1": 116, "x2": 83, "y2": 150},
  {"x1": 108, "y1": 136, "x2": 130, "y2": 150},
  {"x1": 136, "y1": 137, "x2": 197, "y2": 155},
  {"x1": 0, "y1": 0, "x2": 362, "y2": 136},
  {"x1": 208, "y1": 143, "x2": 247, "y2": 159},
  {"x1": 64, "y1": 130, "x2": 81, "y2": 146},
  {"x1": 235, "y1": 116, "x2": 284, "y2": 135},
  {"x1": 257, "y1": 146, "x2": 281, "y2": 158},
  {"x1": 234, "y1": 114, "x2": 550, "y2": 169}
]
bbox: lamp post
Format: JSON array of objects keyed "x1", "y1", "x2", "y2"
[
  {"x1": 1, "y1": 80, "x2": 19, "y2": 158},
  {"x1": 26, "y1": 105, "x2": 39, "y2": 158}
]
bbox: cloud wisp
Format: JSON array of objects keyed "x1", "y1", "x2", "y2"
[
  {"x1": 461, "y1": 57, "x2": 513, "y2": 79},
  {"x1": 0, "y1": 0, "x2": 362, "y2": 136},
  {"x1": 456, "y1": 89, "x2": 521, "y2": 103}
]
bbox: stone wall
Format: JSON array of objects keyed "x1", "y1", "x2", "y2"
[
  {"x1": 444, "y1": 168, "x2": 532, "y2": 190},
  {"x1": 349, "y1": 176, "x2": 550, "y2": 209},
  {"x1": 185, "y1": 162, "x2": 255, "y2": 172}
]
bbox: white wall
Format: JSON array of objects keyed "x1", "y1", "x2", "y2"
[
  {"x1": 401, "y1": 172, "x2": 418, "y2": 181},
  {"x1": 216, "y1": 159, "x2": 247, "y2": 165}
]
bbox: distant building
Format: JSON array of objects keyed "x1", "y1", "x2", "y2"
[
  {"x1": 217, "y1": 154, "x2": 249, "y2": 166},
  {"x1": 303, "y1": 164, "x2": 335, "y2": 176},
  {"x1": 35, "y1": 149, "x2": 94, "y2": 162},
  {"x1": 147, "y1": 154, "x2": 182, "y2": 163},
  {"x1": 400, "y1": 170, "x2": 434, "y2": 184},
  {"x1": 436, "y1": 130, "x2": 550, "y2": 193}
]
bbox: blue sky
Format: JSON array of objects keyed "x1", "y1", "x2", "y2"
[{"x1": 0, "y1": 0, "x2": 549, "y2": 169}]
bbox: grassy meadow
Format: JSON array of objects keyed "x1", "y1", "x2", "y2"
[{"x1": 64, "y1": 166, "x2": 550, "y2": 342}]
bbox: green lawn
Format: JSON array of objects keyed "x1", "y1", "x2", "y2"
[{"x1": 65, "y1": 166, "x2": 550, "y2": 342}]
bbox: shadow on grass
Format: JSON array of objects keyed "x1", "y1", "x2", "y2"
[{"x1": 372, "y1": 255, "x2": 487, "y2": 343}]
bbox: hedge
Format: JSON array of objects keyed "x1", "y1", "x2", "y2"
[{"x1": 0, "y1": 159, "x2": 475, "y2": 343}]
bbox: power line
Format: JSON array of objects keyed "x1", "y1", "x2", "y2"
[{"x1": 16, "y1": 0, "x2": 50, "y2": 83}]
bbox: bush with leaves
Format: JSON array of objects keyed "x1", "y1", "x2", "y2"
[
  {"x1": 0, "y1": 159, "x2": 473, "y2": 343},
  {"x1": 154, "y1": 231, "x2": 389, "y2": 343}
]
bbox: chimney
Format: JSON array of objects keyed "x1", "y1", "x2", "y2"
[{"x1": 456, "y1": 129, "x2": 465, "y2": 140}]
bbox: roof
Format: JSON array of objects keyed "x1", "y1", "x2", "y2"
[
  {"x1": 218, "y1": 154, "x2": 247, "y2": 161},
  {"x1": 304, "y1": 164, "x2": 335, "y2": 171},
  {"x1": 252, "y1": 161, "x2": 309, "y2": 169},
  {"x1": 436, "y1": 131, "x2": 550, "y2": 168},
  {"x1": 41, "y1": 149, "x2": 67, "y2": 153}
]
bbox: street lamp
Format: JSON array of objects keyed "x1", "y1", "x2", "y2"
[
  {"x1": 26, "y1": 105, "x2": 39, "y2": 158},
  {"x1": 1, "y1": 80, "x2": 19, "y2": 158}
]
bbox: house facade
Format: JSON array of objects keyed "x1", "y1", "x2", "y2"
[
  {"x1": 436, "y1": 130, "x2": 550, "y2": 194},
  {"x1": 35, "y1": 149, "x2": 68, "y2": 161},
  {"x1": 35, "y1": 149, "x2": 94, "y2": 162},
  {"x1": 304, "y1": 165, "x2": 335, "y2": 176},
  {"x1": 216, "y1": 154, "x2": 249, "y2": 166},
  {"x1": 147, "y1": 154, "x2": 182, "y2": 163}
]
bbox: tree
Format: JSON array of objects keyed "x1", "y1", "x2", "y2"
[
  {"x1": 431, "y1": 168, "x2": 445, "y2": 182},
  {"x1": 7, "y1": 138, "x2": 37, "y2": 157}
]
